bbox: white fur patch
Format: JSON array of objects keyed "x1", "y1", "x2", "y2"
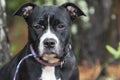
[{"x1": 40, "y1": 66, "x2": 56, "y2": 80}]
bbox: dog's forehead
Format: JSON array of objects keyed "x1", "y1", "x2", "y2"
[
  {"x1": 29, "y1": 6, "x2": 70, "y2": 22},
  {"x1": 34, "y1": 6, "x2": 66, "y2": 15}
]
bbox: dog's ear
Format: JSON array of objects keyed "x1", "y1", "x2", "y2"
[
  {"x1": 13, "y1": 3, "x2": 36, "y2": 18},
  {"x1": 60, "y1": 2, "x2": 86, "y2": 20}
]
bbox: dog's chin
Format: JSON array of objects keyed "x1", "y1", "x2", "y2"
[{"x1": 41, "y1": 53, "x2": 60, "y2": 63}]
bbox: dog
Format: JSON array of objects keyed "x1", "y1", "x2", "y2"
[{"x1": 0, "y1": 2, "x2": 85, "y2": 80}]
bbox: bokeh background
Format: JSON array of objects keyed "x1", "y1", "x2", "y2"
[{"x1": 0, "y1": 0, "x2": 120, "y2": 80}]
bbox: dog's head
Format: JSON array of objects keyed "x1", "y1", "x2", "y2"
[{"x1": 14, "y1": 2, "x2": 85, "y2": 62}]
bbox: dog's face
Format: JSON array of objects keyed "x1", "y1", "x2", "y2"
[{"x1": 14, "y1": 3, "x2": 85, "y2": 62}]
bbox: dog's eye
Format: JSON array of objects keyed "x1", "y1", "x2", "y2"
[
  {"x1": 33, "y1": 24, "x2": 45, "y2": 30},
  {"x1": 56, "y1": 24, "x2": 65, "y2": 30}
]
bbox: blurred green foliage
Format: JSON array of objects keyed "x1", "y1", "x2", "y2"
[
  {"x1": 7, "y1": 0, "x2": 26, "y2": 13},
  {"x1": 10, "y1": 44, "x2": 18, "y2": 53},
  {"x1": 106, "y1": 42, "x2": 120, "y2": 59},
  {"x1": 71, "y1": 24, "x2": 78, "y2": 35}
]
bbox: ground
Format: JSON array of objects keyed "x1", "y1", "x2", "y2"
[{"x1": 79, "y1": 64, "x2": 120, "y2": 80}]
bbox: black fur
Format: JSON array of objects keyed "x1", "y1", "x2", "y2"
[{"x1": 0, "y1": 2, "x2": 85, "y2": 80}]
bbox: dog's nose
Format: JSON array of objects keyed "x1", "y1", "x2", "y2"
[{"x1": 43, "y1": 38, "x2": 56, "y2": 48}]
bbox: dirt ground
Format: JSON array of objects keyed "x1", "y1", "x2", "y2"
[{"x1": 79, "y1": 64, "x2": 120, "y2": 80}]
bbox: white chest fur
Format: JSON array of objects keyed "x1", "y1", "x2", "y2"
[{"x1": 40, "y1": 66, "x2": 61, "y2": 80}]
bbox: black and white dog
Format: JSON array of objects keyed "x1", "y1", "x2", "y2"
[{"x1": 0, "y1": 2, "x2": 85, "y2": 80}]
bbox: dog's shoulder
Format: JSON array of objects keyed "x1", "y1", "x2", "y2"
[{"x1": 0, "y1": 44, "x2": 30, "y2": 80}]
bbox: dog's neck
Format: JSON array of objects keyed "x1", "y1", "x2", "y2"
[{"x1": 30, "y1": 45, "x2": 63, "y2": 80}]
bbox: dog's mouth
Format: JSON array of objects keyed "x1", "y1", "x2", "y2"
[
  {"x1": 39, "y1": 48, "x2": 61, "y2": 63},
  {"x1": 30, "y1": 45, "x2": 62, "y2": 66}
]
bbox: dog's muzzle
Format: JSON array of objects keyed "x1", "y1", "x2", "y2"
[{"x1": 39, "y1": 36, "x2": 60, "y2": 58}]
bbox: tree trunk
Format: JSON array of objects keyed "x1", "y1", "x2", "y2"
[
  {"x1": 0, "y1": 0, "x2": 11, "y2": 67},
  {"x1": 84, "y1": 0, "x2": 112, "y2": 64},
  {"x1": 114, "y1": 0, "x2": 120, "y2": 41}
]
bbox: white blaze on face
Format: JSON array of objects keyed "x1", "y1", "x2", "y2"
[{"x1": 39, "y1": 16, "x2": 60, "y2": 56}]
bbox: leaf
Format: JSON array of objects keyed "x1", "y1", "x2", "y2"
[
  {"x1": 106, "y1": 45, "x2": 117, "y2": 55},
  {"x1": 106, "y1": 45, "x2": 120, "y2": 59}
]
